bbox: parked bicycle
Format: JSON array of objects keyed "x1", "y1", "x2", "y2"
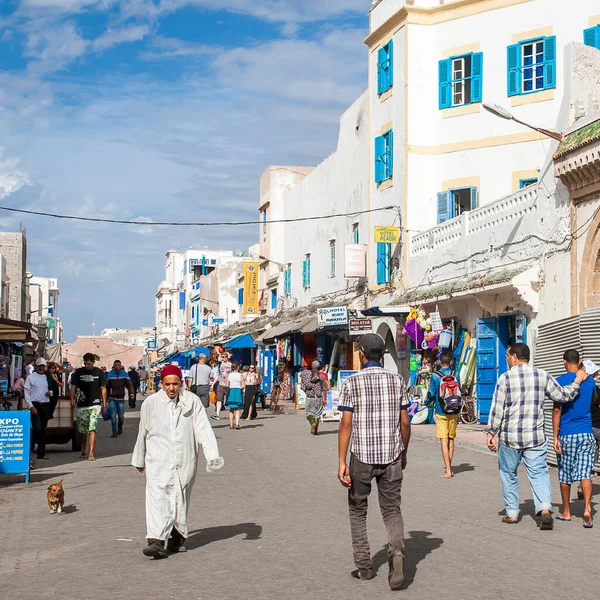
[{"x1": 459, "y1": 395, "x2": 477, "y2": 424}]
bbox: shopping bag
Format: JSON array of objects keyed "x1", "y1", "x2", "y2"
[
  {"x1": 102, "y1": 405, "x2": 113, "y2": 422},
  {"x1": 209, "y1": 390, "x2": 217, "y2": 404}
]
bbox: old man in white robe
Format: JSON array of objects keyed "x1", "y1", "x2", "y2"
[{"x1": 132, "y1": 364, "x2": 224, "y2": 559}]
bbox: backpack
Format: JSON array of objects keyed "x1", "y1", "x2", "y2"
[{"x1": 435, "y1": 371, "x2": 462, "y2": 415}]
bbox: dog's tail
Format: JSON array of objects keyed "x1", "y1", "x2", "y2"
[{"x1": 58, "y1": 479, "x2": 63, "y2": 485}]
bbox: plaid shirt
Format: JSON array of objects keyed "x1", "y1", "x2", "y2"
[
  {"x1": 488, "y1": 364, "x2": 581, "y2": 450},
  {"x1": 338, "y1": 366, "x2": 410, "y2": 465}
]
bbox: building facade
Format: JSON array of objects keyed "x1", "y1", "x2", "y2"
[
  {"x1": 0, "y1": 231, "x2": 28, "y2": 322},
  {"x1": 29, "y1": 276, "x2": 62, "y2": 344}
]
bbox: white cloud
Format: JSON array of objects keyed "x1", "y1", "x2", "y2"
[
  {"x1": 93, "y1": 24, "x2": 150, "y2": 51},
  {"x1": 139, "y1": 35, "x2": 215, "y2": 60},
  {"x1": 23, "y1": 21, "x2": 88, "y2": 72}
]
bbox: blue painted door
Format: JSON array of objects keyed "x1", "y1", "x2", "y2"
[
  {"x1": 476, "y1": 318, "x2": 498, "y2": 424},
  {"x1": 261, "y1": 350, "x2": 274, "y2": 394}
]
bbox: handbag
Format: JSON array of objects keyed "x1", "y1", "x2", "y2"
[
  {"x1": 190, "y1": 364, "x2": 198, "y2": 395},
  {"x1": 209, "y1": 390, "x2": 217, "y2": 404},
  {"x1": 102, "y1": 404, "x2": 113, "y2": 422}
]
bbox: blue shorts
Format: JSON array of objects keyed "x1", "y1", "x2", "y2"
[{"x1": 558, "y1": 433, "x2": 596, "y2": 484}]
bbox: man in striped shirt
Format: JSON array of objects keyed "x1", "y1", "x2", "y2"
[
  {"x1": 487, "y1": 343, "x2": 588, "y2": 530},
  {"x1": 338, "y1": 334, "x2": 411, "y2": 590}
]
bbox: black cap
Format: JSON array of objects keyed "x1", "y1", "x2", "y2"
[{"x1": 358, "y1": 333, "x2": 385, "y2": 355}]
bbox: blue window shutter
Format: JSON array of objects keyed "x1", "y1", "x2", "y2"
[
  {"x1": 238, "y1": 288, "x2": 243, "y2": 305},
  {"x1": 179, "y1": 291, "x2": 185, "y2": 310},
  {"x1": 470, "y1": 52, "x2": 483, "y2": 103},
  {"x1": 438, "y1": 59, "x2": 452, "y2": 109},
  {"x1": 302, "y1": 260, "x2": 307, "y2": 288},
  {"x1": 543, "y1": 35, "x2": 556, "y2": 90},
  {"x1": 376, "y1": 243, "x2": 386, "y2": 285},
  {"x1": 387, "y1": 130, "x2": 394, "y2": 179},
  {"x1": 271, "y1": 289, "x2": 277, "y2": 310},
  {"x1": 374, "y1": 135, "x2": 385, "y2": 182},
  {"x1": 584, "y1": 26, "x2": 600, "y2": 49},
  {"x1": 470, "y1": 187, "x2": 478, "y2": 210},
  {"x1": 377, "y1": 47, "x2": 386, "y2": 94},
  {"x1": 387, "y1": 40, "x2": 394, "y2": 89},
  {"x1": 437, "y1": 191, "x2": 451, "y2": 224},
  {"x1": 507, "y1": 44, "x2": 521, "y2": 96},
  {"x1": 307, "y1": 258, "x2": 311, "y2": 286}
]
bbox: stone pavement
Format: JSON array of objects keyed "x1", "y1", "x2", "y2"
[{"x1": 1, "y1": 402, "x2": 599, "y2": 600}]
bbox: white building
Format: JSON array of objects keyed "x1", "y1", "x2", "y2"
[
  {"x1": 101, "y1": 327, "x2": 155, "y2": 347},
  {"x1": 251, "y1": 0, "x2": 600, "y2": 419},
  {"x1": 154, "y1": 247, "x2": 238, "y2": 351},
  {"x1": 29, "y1": 276, "x2": 62, "y2": 344}
]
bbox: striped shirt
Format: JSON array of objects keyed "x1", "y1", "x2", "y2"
[
  {"x1": 338, "y1": 366, "x2": 410, "y2": 465},
  {"x1": 488, "y1": 364, "x2": 581, "y2": 450}
]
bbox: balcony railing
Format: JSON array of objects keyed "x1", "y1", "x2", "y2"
[{"x1": 411, "y1": 185, "x2": 538, "y2": 257}]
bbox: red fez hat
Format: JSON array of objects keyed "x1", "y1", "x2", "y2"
[{"x1": 161, "y1": 364, "x2": 183, "y2": 380}]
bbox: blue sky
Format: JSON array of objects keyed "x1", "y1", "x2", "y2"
[{"x1": 0, "y1": 0, "x2": 369, "y2": 340}]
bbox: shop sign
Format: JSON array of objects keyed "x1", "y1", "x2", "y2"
[
  {"x1": 349, "y1": 319, "x2": 373, "y2": 335},
  {"x1": 317, "y1": 306, "x2": 348, "y2": 327},
  {"x1": 147, "y1": 340, "x2": 157, "y2": 350},
  {"x1": 0, "y1": 411, "x2": 31, "y2": 483},
  {"x1": 375, "y1": 226, "x2": 400, "y2": 244},
  {"x1": 396, "y1": 323, "x2": 407, "y2": 361},
  {"x1": 243, "y1": 262, "x2": 259, "y2": 315},
  {"x1": 344, "y1": 244, "x2": 367, "y2": 278}
]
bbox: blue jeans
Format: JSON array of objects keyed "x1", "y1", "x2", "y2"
[
  {"x1": 108, "y1": 398, "x2": 125, "y2": 435},
  {"x1": 140, "y1": 380, "x2": 147, "y2": 394},
  {"x1": 498, "y1": 441, "x2": 552, "y2": 518}
]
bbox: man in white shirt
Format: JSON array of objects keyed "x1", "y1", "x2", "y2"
[{"x1": 24, "y1": 357, "x2": 52, "y2": 460}]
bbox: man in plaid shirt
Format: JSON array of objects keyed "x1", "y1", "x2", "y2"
[
  {"x1": 487, "y1": 343, "x2": 588, "y2": 530},
  {"x1": 338, "y1": 334, "x2": 411, "y2": 590}
]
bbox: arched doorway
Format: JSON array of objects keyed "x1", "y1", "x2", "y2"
[
  {"x1": 376, "y1": 322, "x2": 399, "y2": 374},
  {"x1": 579, "y1": 206, "x2": 600, "y2": 312}
]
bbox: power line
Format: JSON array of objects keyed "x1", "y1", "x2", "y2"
[{"x1": 0, "y1": 204, "x2": 396, "y2": 227}]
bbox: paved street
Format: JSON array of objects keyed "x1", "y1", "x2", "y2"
[{"x1": 1, "y1": 403, "x2": 598, "y2": 600}]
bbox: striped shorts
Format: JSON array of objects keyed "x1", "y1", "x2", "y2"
[{"x1": 557, "y1": 433, "x2": 596, "y2": 484}]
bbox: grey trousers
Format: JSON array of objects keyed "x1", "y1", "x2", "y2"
[
  {"x1": 348, "y1": 453, "x2": 405, "y2": 575},
  {"x1": 195, "y1": 385, "x2": 211, "y2": 409}
]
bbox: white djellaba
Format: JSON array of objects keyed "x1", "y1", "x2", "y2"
[{"x1": 131, "y1": 388, "x2": 224, "y2": 541}]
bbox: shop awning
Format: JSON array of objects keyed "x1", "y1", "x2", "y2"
[
  {"x1": 0, "y1": 318, "x2": 38, "y2": 342},
  {"x1": 223, "y1": 333, "x2": 256, "y2": 350},
  {"x1": 181, "y1": 347, "x2": 210, "y2": 359},
  {"x1": 299, "y1": 315, "x2": 318, "y2": 334},
  {"x1": 259, "y1": 319, "x2": 305, "y2": 341}
]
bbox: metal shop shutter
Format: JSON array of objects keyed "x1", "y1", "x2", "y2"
[
  {"x1": 580, "y1": 306, "x2": 600, "y2": 362},
  {"x1": 535, "y1": 315, "x2": 580, "y2": 467}
]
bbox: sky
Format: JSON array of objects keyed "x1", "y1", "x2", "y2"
[{"x1": 0, "y1": 0, "x2": 369, "y2": 341}]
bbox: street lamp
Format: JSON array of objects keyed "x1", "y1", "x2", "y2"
[
  {"x1": 483, "y1": 103, "x2": 564, "y2": 142},
  {"x1": 5, "y1": 272, "x2": 33, "y2": 285},
  {"x1": 257, "y1": 255, "x2": 286, "y2": 269}
]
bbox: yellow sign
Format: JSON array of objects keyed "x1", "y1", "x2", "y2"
[
  {"x1": 243, "y1": 261, "x2": 259, "y2": 315},
  {"x1": 375, "y1": 226, "x2": 400, "y2": 244}
]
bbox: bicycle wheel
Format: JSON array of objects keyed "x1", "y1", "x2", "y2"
[{"x1": 460, "y1": 398, "x2": 478, "y2": 424}]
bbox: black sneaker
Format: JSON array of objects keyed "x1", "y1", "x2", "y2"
[
  {"x1": 539, "y1": 512, "x2": 554, "y2": 531},
  {"x1": 167, "y1": 543, "x2": 187, "y2": 553},
  {"x1": 118, "y1": 426, "x2": 123, "y2": 436},
  {"x1": 143, "y1": 542, "x2": 169, "y2": 559},
  {"x1": 110, "y1": 433, "x2": 118, "y2": 438}
]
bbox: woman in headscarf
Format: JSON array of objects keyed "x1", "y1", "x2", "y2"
[
  {"x1": 300, "y1": 360, "x2": 329, "y2": 435},
  {"x1": 46, "y1": 362, "x2": 61, "y2": 419}
]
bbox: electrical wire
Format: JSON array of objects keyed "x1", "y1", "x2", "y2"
[{"x1": 0, "y1": 204, "x2": 396, "y2": 228}]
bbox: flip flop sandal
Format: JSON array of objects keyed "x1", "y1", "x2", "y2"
[
  {"x1": 555, "y1": 516, "x2": 572, "y2": 521},
  {"x1": 88, "y1": 456, "x2": 96, "y2": 461},
  {"x1": 583, "y1": 519, "x2": 594, "y2": 529}
]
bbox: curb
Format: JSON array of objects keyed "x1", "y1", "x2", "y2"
[{"x1": 410, "y1": 429, "x2": 493, "y2": 457}]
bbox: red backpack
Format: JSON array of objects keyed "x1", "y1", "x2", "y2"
[{"x1": 435, "y1": 371, "x2": 462, "y2": 415}]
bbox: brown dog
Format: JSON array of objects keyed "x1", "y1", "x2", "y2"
[{"x1": 47, "y1": 480, "x2": 65, "y2": 514}]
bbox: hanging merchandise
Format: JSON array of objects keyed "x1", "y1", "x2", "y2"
[
  {"x1": 404, "y1": 306, "x2": 426, "y2": 347},
  {"x1": 438, "y1": 329, "x2": 452, "y2": 349},
  {"x1": 429, "y1": 307, "x2": 443, "y2": 333}
]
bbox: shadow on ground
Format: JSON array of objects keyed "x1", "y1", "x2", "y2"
[
  {"x1": 186, "y1": 522, "x2": 263, "y2": 550},
  {"x1": 452, "y1": 463, "x2": 475, "y2": 474},
  {"x1": 371, "y1": 530, "x2": 444, "y2": 589}
]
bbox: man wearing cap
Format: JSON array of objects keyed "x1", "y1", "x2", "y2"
[
  {"x1": 552, "y1": 349, "x2": 597, "y2": 527},
  {"x1": 132, "y1": 364, "x2": 224, "y2": 559},
  {"x1": 24, "y1": 358, "x2": 53, "y2": 460},
  {"x1": 338, "y1": 333, "x2": 411, "y2": 590}
]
